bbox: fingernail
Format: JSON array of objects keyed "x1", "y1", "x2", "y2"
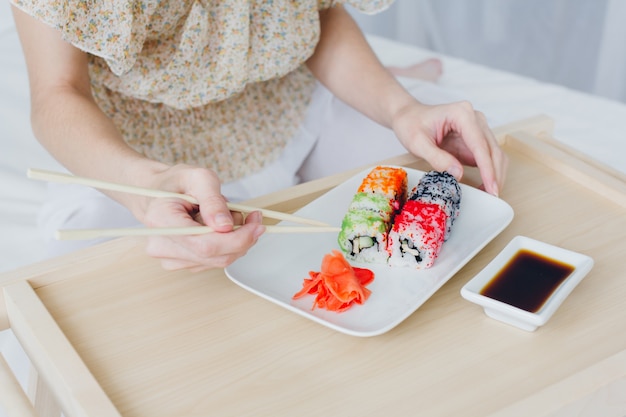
[
  {"x1": 491, "y1": 182, "x2": 499, "y2": 197},
  {"x1": 447, "y1": 165, "x2": 462, "y2": 179},
  {"x1": 248, "y1": 210, "x2": 263, "y2": 223},
  {"x1": 215, "y1": 213, "x2": 233, "y2": 227}
]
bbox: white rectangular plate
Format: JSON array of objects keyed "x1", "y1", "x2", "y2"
[{"x1": 225, "y1": 167, "x2": 514, "y2": 337}]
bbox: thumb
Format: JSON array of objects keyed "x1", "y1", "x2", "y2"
[
  {"x1": 200, "y1": 195, "x2": 234, "y2": 232},
  {"x1": 189, "y1": 175, "x2": 233, "y2": 232}
]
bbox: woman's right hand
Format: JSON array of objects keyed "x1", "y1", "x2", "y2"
[{"x1": 137, "y1": 164, "x2": 266, "y2": 272}]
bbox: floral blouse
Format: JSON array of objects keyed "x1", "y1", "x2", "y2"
[{"x1": 11, "y1": 0, "x2": 394, "y2": 181}]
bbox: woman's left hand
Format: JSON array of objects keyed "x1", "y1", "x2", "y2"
[{"x1": 391, "y1": 100, "x2": 508, "y2": 196}]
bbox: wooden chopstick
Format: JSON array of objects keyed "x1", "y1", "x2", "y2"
[
  {"x1": 27, "y1": 168, "x2": 331, "y2": 227},
  {"x1": 56, "y1": 225, "x2": 341, "y2": 240}
]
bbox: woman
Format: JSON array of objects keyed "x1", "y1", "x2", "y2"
[{"x1": 10, "y1": 0, "x2": 507, "y2": 271}]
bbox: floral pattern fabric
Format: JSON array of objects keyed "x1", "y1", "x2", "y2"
[{"x1": 11, "y1": 0, "x2": 393, "y2": 182}]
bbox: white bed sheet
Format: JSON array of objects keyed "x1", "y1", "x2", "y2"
[{"x1": 1, "y1": 4, "x2": 625, "y2": 412}]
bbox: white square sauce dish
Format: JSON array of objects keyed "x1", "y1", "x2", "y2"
[{"x1": 461, "y1": 236, "x2": 594, "y2": 331}]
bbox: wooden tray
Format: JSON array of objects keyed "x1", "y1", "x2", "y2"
[{"x1": 1, "y1": 116, "x2": 625, "y2": 417}]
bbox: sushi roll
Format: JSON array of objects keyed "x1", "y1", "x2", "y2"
[
  {"x1": 357, "y1": 165, "x2": 408, "y2": 209},
  {"x1": 338, "y1": 209, "x2": 390, "y2": 263},
  {"x1": 338, "y1": 166, "x2": 408, "y2": 263},
  {"x1": 386, "y1": 201, "x2": 447, "y2": 268},
  {"x1": 386, "y1": 171, "x2": 461, "y2": 269},
  {"x1": 411, "y1": 171, "x2": 461, "y2": 240}
]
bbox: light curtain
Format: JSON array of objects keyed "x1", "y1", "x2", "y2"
[{"x1": 350, "y1": 0, "x2": 626, "y2": 103}]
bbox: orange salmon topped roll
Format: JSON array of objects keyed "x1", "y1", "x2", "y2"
[{"x1": 356, "y1": 166, "x2": 408, "y2": 210}]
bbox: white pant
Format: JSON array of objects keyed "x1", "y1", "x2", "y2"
[{"x1": 38, "y1": 80, "x2": 456, "y2": 258}]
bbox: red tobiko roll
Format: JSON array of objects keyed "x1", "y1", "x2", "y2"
[{"x1": 386, "y1": 200, "x2": 447, "y2": 269}]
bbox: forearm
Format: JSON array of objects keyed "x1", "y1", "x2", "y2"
[
  {"x1": 31, "y1": 84, "x2": 160, "y2": 179},
  {"x1": 306, "y1": 5, "x2": 419, "y2": 129},
  {"x1": 306, "y1": 6, "x2": 506, "y2": 196},
  {"x1": 12, "y1": 5, "x2": 167, "y2": 217},
  {"x1": 30, "y1": 85, "x2": 168, "y2": 215}
]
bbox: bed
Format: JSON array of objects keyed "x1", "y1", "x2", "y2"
[{"x1": 1, "y1": 2, "x2": 625, "y2": 410}]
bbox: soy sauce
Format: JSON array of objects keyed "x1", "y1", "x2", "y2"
[{"x1": 480, "y1": 249, "x2": 575, "y2": 313}]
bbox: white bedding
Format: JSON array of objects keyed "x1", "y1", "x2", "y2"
[{"x1": 1, "y1": 3, "x2": 625, "y2": 411}]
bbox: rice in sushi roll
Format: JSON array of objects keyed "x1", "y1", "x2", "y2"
[{"x1": 338, "y1": 166, "x2": 407, "y2": 263}]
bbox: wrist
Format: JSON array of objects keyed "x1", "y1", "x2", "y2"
[
  {"x1": 385, "y1": 88, "x2": 425, "y2": 130},
  {"x1": 116, "y1": 158, "x2": 172, "y2": 222},
  {"x1": 389, "y1": 99, "x2": 426, "y2": 136}
]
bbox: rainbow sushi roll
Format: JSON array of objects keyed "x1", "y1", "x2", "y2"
[
  {"x1": 387, "y1": 171, "x2": 461, "y2": 269},
  {"x1": 338, "y1": 166, "x2": 408, "y2": 263},
  {"x1": 411, "y1": 171, "x2": 461, "y2": 241}
]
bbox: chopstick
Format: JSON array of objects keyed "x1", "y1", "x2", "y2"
[
  {"x1": 56, "y1": 225, "x2": 341, "y2": 240},
  {"x1": 27, "y1": 168, "x2": 331, "y2": 227}
]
